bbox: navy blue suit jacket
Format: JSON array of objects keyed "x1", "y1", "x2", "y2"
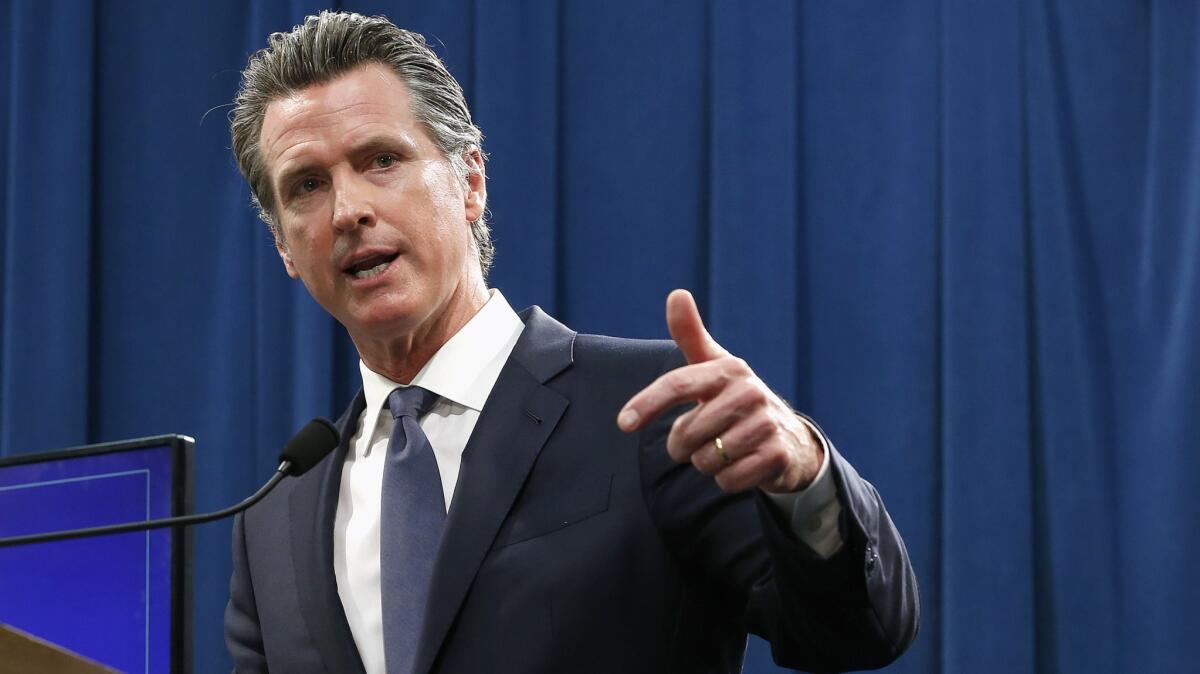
[{"x1": 225, "y1": 307, "x2": 918, "y2": 673}]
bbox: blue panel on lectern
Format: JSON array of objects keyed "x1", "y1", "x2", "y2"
[{"x1": 0, "y1": 436, "x2": 191, "y2": 674}]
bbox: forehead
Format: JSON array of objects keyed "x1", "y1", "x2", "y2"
[{"x1": 259, "y1": 63, "x2": 425, "y2": 173}]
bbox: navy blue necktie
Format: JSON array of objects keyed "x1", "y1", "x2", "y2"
[{"x1": 381, "y1": 386, "x2": 444, "y2": 674}]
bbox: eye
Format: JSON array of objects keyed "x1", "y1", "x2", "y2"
[
  {"x1": 373, "y1": 153, "x2": 396, "y2": 169},
  {"x1": 286, "y1": 176, "x2": 323, "y2": 203}
]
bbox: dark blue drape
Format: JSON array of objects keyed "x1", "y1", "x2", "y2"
[{"x1": 3, "y1": 1, "x2": 1198, "y2": 673}]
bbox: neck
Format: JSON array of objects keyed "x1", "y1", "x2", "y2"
[{"x1": 354, "y1": 278, "x2": 489, "y2": 384}]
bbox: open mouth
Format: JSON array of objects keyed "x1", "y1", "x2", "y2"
[{"x1": 344, "y1": 253, "x2": 400, "y2": 280}]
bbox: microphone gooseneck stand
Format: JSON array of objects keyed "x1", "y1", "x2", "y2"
[{"x1": 0, "y1": 418, "x2": 340, "y2": 549}]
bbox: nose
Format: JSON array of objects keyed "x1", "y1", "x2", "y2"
[{"x1": 331, "y1": 177, "x2": 376, "y2": 232}]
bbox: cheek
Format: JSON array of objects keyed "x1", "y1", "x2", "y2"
[
  {"x1": 418, "y1": 162, "x2": 468, "y2": 224},
  {"x1": 278, "y1": 223, "x2": 331, "y2": 279}
]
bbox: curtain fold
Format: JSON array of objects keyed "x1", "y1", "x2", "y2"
[{"x1": 2, "y1": 0, "x2": 95, "y2": 454}]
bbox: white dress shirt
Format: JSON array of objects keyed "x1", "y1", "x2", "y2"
[{"x1": 333, "y1": 290, "x2": 841, "y2": 674}]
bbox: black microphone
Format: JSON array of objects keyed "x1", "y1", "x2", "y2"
[
  {"x1": 278, "y1": 417, "x2": 341, "y2": 476},
  {"x1": 0, "y1": 418, "x2": 340, "y2": 548}
]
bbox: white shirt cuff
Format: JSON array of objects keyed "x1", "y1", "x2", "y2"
[{"x1": 764, "y1": 417, "x2": 844, "y2": 558}]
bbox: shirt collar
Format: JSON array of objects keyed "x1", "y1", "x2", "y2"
[{"x1": 359, "y1": 289, "x2": 524, "y2": 421}]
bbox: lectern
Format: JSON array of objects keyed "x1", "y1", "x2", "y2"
[
  {"x1": 0, "y1": 624, "x2": 117, "y2": 674},
  {"x1": 0, "y1": 435, "x2": 192, "y2": 672}
]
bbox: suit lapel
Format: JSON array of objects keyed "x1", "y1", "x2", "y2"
[
  {"x1": 291, "y1": 393, "x2": 368, "y2": 674},
  {"x1": 413, "y1": 307, "x2": 575, "y2": 673}
]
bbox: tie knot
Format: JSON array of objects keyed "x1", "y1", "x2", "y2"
[{"x1": 387, "y1": 386, "x2": 439, "y2": 421}]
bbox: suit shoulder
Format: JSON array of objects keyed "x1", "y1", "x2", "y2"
[{"x1": 571, "y1": 333, "x2": 682, "y2": 375}]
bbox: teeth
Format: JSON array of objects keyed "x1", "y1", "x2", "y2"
[{"x1": 353, "y1": 261, "x2": 389, "y2": 279}]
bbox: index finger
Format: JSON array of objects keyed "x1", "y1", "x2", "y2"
[{"x1": 617, "y1": 359, "x2": 729, "y2": 432}]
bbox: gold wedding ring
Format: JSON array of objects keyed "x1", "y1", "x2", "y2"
[{"x1": 714, "y1": 437, "x2": 731, "y2": 466}]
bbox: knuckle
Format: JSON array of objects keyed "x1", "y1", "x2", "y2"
[
  {"x1": 718, "y1": 370, "x2": 733, "y2": 388},
  {"x1": 666, "y1": 375, "x2": 689, "y2": 397},
  {"x1": 749, "y1": 415, "x2": 776, "y2": 442},
  {"x1": 738, "y1": 381, "x2": 768, "y2": 408},
  {"x1": 714, "y1": 472, "x2": 736, "y2": 492},
  {"x1": 762, "y1": 448, "x2": 789, "y2": 475},
  {"x1": 708, "y1": 364, "x2": 732, "y2": 388},
  {"x1": 671, "y1": 414, "x2": 696, "y2": 446},
  {"x1": 665, "y1": 441, "x2": 688, "y2": 463},
  {"x1": 669, "y1": 412, "x2": 687, "y2": 436},
  {"x1": 727, "y1": 357, "x2": 751, "y2": 375}
]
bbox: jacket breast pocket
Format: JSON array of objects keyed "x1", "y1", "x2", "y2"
[{"x1": 490, "y1": 473, "x2": 613, "y2": 549}]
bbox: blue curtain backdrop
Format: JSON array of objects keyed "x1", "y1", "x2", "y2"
[{"x1": 2, "y1": 1, "x2": 1198, "y2": 672}]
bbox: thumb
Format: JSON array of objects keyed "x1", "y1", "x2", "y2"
[{"x1": 666, "y1": 289, "x2": 727, "y2": 364}]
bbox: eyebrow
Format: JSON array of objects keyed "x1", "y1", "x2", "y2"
[{"x1": 351, "y1": 134, "x2": 412, "y2": 159}]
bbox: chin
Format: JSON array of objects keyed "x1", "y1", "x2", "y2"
[{"x1": 348, "y1": 301, "x2": 430, "y2": 338}]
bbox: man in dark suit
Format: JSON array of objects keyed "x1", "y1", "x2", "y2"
[{"x1": 224, "y1": 11, "x2": 918, "y2": 674}]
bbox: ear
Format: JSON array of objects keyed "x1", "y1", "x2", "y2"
[
  {"x1": 462, "y1": 147, "x2": 487, "y2": 223},
  {"x1": 275, "y1": 234, "x2": 300, "y2": 279}
]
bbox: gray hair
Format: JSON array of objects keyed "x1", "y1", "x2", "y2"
[{"x1": 230, "y1": 10, "x2": 493, "y2": 276}]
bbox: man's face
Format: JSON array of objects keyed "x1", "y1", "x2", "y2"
[{"x1": 260, "y1": 63, "x2": 485, "y2": 345}]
